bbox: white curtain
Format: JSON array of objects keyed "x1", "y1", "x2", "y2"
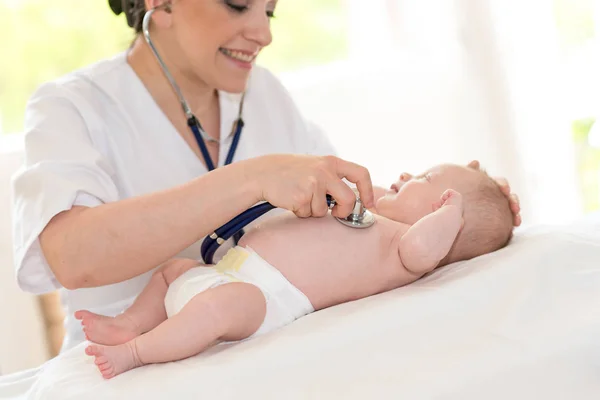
[{"x1": 282, "y1": 0, "x2": 584, "y2": 225}]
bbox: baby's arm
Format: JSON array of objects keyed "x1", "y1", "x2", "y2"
[{"x1": 398, "y1": 189, "x2": 464, "y2": 276}]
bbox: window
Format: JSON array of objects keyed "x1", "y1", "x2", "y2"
[{"x1": 554, "y1": 0, "x2": 599, "y2": 211}]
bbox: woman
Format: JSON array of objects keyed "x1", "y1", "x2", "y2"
[{"x1": 11, "y1": 0, "x2": 521, "y2": 352}]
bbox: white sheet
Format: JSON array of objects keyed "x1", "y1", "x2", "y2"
[{"x1": 2, "y1": 214, "x2": 599, "y2": 400}]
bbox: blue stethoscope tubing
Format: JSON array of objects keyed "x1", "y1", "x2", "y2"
[
  {"x1": 201, "y1": 202, "x2": 275, "y2": 265},
  {"x1": 142, "y1": 7, "x2": 354, "y2": 265},
  {"x1": 188, "y1": 117, "x2": 243, "y2": 172},
  {"x1": 143, "y1": 6, "x2": 247, "y2": 248},
  {"x1": 201, "y1": 196, "x2": 335, "y2": 265}
]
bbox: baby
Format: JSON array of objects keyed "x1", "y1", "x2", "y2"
[{"x1": 76, "y1": 161, "x2": 514, "y2": 379}]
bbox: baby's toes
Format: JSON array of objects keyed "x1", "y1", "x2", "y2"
[
  {"x1": 81, "y1": 318, "x2": 93, "y2": 329},
  {"x1": 94, "y1": 355, "x2": 109, "y2": 366},
  {"x1": 97, "y1": 358, "x2": 111, "y2": 369},
  {"x1": 86, "y1": 344, "x2": 101, "y2": 356},
  {"x1": 101, "y1": 368, "x2": 116, "y2": 379}
]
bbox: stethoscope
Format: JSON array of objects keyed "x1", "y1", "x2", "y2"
[
  {"x1": 142, "y1": 5, "x2": 375, "y2": 265},
  {"x1": 143, "y1": 5, "x2": 246, "y2": 244},
  {"x1": 200, "y1": 193, "x2": 376, "y2": 264}
]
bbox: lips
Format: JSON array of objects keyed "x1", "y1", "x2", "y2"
[{"x1": 219, "y1": 48, "x2": 259, "y2": 63}]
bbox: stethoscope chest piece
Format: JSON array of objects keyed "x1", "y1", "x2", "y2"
[
  {"x1": 329, "y1": 195, "x2": 376, "y2": 229},
  {"x1": 335, "y1": 209, "x2": 376, "y2": 229}
]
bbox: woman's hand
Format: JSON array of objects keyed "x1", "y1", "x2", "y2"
[
  {"x1": 248, "y1": 154, "x2": 374, "y2": 219},
  {"x1": 493, "y1": 177, "x2": 522, "y2": 226}
]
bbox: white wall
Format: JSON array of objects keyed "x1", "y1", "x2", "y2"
[
  {"x1": 280, "y1": 0, "x2": 584, "y2": 226},
  {"x1": 0, "y1": 135, "x2": 48, "y2": 375}
]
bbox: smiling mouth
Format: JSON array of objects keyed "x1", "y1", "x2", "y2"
[{"x1": 219, "y1": 48, "x2": 258, "y2": 63}]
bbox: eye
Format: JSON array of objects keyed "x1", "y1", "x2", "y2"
[
  {"x1": 225, "y1": 1, "x2": 276, "y2": 18},
  {"x1": 225, "y1": 1, "x2": 249, "y2": 13}
]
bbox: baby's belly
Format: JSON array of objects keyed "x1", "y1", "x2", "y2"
[{"x1": 238, "y1": 212, "x2": 407, "y2": 310}]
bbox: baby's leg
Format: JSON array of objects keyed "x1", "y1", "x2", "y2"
[
  {"x1": 86, "y1": 282, "x2": 266, "y2": 379},
  {"x1": 75, "y1": 258, "x2": 200, "y2": 345},
  {"x1": 398, "y1": 189, "x2": 464, "y2": 275}
]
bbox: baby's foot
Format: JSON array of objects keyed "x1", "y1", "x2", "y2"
[
  {"x1": 86, "y1": 342, "x2": 143, "y2": 379},
  {"x1": 75, "y1": 310, "x2": 139, "y2": 346},
  {"x1": 432, "y1": 189, "x2": 463, "y2": 211}
]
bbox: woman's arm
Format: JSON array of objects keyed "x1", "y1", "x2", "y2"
[
  {"x1": 40, "y1": 160, "x2": 261, "y2": 289},
  {"x1": 41, "y1": 155, "x2": 373, "y2": 290}
]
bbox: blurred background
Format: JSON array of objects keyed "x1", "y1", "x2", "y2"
[{"x1": 1, "y1": 0, "x2": 599, "y2": 374}]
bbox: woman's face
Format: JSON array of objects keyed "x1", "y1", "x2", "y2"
[{"x1": 158, "y1": 0, "x2": 276, "y2": 93}]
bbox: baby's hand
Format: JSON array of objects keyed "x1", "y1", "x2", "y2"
[{"x1": 432, "y1": 189, "x2": 463, "y2": 212}]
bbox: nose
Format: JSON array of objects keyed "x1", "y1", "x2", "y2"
[{"x1": 243, "y1": 8, "x2": 273, "y2": 48}]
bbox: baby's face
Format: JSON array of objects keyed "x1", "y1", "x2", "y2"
[{"x1": 376, "y1": 164, "x2": 477, "y2": 224}]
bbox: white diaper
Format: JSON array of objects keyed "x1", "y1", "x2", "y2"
[{"x1": 164, "y1": 246, "x2": 314, "y2": 338}]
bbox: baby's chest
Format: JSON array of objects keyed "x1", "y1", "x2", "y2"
[{"x1": 241, "y1": 213, "x2": 401, "y2": 264}]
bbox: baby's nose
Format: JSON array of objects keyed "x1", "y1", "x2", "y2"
[{"x1": 399, "y1": 173, "x2": 412, "y2": 181}]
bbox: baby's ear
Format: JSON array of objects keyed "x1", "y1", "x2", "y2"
[{"x1": 467, "y1": 160, "x2": 480, "y2": 170}]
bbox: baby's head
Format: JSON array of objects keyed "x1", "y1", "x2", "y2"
[{"x1": 376, "y1": 161, "x2": 514, "y2": 263}]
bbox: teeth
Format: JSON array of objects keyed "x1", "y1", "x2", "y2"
[{"x1": 221, "y1": 48, "x2": 255, "y2": 63}]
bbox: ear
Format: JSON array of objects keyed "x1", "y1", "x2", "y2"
[
  {"x1": 145, "y1": 0, "x2": 173, "y2": 28},
  {"x1": 146, "y1": 0, "x2": 171, "y2": 9},
  {"x1": 467, "y1": 160, "x2": 480, "y2": 170}
]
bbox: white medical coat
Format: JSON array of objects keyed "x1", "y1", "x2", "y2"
[{"x1": 11, "y1": 52, "x2": 336, "y2": 351}]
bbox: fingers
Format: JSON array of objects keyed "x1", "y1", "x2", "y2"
[
  {"x1": 510, "y1": 193, "x2": 522, "y2": 226},
  {"x1": 330, "y1": 157, "x2": 374, "y2": 208},
  {"x1": 493, "y1": 176, "x2": 522, "y2": 226},
  {"x1": 326, "y1": 178, "x2": 358, "y2": 218},
  {"x1": 509, "y1": 193, "x2": 520, "y2": 212},
  {"x1": 493, "y1": 177, "x2": 510, "y2": 196},
  {"x1": 295, "y1": 202, "x2": 312, "y2": 218},
  {"x1": 513, "y1": 213, "x2": 522, "y2": 227},
  {"x1": 310, "y1": 181, "x2": 329, "y2": 218},
  {"x1": 255, "y1": 154, "x2": 373, "y2": 219}
]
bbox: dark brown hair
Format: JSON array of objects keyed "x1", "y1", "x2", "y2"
[{"x1": 108, "y1": 0, "x2": 147, "y2": 33}]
